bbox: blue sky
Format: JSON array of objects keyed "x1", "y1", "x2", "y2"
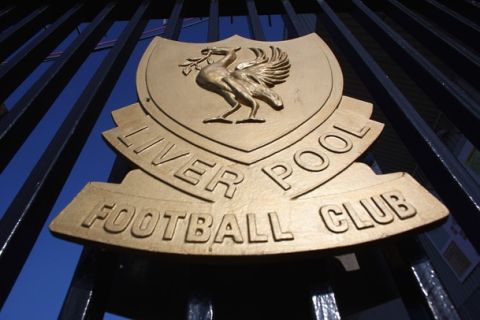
[{"x1": 0, "y1": 15, "x2": 284, "y2": 320}]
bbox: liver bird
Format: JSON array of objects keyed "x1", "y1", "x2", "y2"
[{"x1": 179, "y1": 46, "x2": 290, "y2": 123}]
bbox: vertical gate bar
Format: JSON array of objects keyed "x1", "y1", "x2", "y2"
[
  {"x1": 208, "y1": 0, "x2": 219, "y2": 42},
  {"x1": 0, "y1": 4, "x2": 52, "y2": 62},
  {"x1": 0, "y1": 103, "x2": 6, "y2": 119},
  {"x1": 382, "y1": 250, "x2": 429, "y2": 319},
  {"x1": 314, "y1": 0, "x2": 480, "y2": 251},
  {"x1": 384, "y1": 0, "x2": 479, "y2": 85},
  {"x1": 0, "y1": 0, "x2": 150, "y2": 308},
  {"x1": 61, "y1": 0, "x2": 182, "y2": 316},
  {"x1": 311, "y1": 285, "x2": 341, "y2": 320},
  {"x1": 0, "y1": 5, "x2": 16, "y2": 32},
  {"x1": 384, "y1": 239, "x2": 461, "y2": 319},
  {"x1": 163, "y1": 0, "x2": 185, "y2": 41},
  {"x1": 58, "y1": 248, "x2": 118, "y2": 320},
  {"x1": 308, "y1": 258, "x2": 341, "y2": 320},
  {"x1": 410, "y1": 263, "x2": 460, "y2": 319},
  {"x1": 280, "y1": 0, "x2": 309, "y2": 37},
  {"x1": 245, "y1": 0, "x2": 265, "y2": 41},
  {"x1": 186, "y1": 264, "x2": 214, "y2": 320},
  {"x1": 441, "y1": 0, "x2": 480, "y2": 23},
  {"x1": 0, "y1": 6, "x2": 13, "y2": 18},
  {"x1": 407, "y1": 256, "x2": 460, "y2": 319},
  {"x1": 106, "y1": 157, "x2": 133, "y2": 185},
  {"x1": 186, "y1": 291, "x2": 214, "y2": 320},
  {"x1": 418, "y1": 0, "x2": 480, "y2": 52},
  {"x1": 0, "y1": 3, "x2": 85, "y2": 106},
  {"x1": 58, "y1": 157, "x2": 129, "y2": 320},
  {"x1": 162, "y1": 0, "x2": 184, "y2": 41},
  {"x1": 0, "y1": 2, "x2": 117, "y2": 173},
  {"x1": 459, "y1": 0, "x2": 480, "y2": 8},
  {"x1": 350, "y1": 0, "x2": 480, "y2": 151}
]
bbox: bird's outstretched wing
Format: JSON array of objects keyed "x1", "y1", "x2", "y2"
[{"x1": 233, "y1": 46, "x2": 290, "y2": 88}]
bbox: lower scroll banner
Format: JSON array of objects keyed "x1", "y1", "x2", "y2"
[{"x1": 50, "y1": 164, "x2": 447, "y2": 257}]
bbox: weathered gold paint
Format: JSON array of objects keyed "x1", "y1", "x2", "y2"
[{"x1": 49, "y1": 34, "x2": 448, "y2": 258}]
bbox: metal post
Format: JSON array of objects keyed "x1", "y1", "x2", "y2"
[
  {"x1": 163, "y1": 0, "x2": 185, "y2": 41},
  {"x1": 351, "y1": 0, "x2": 480, "y2": 150},
  {"x1": 0, "y1": 2, "x2": 117, "y2": 172},
  {"x1": 315, "y1": 0, "x2": 480, "y2": 252},
  {"x1": 0, "y1": 0, "x2": 150, "y2": 308},
  {"x1": 0, "y1": 4, "x2": 52, "y2": 62},
  {"x1": 383, "y1": 239, "x2": 461, "y2": 319},
  {"x1": 245, "y1": 0, "x2": 265, "y2": 40},
  {"x1": 383, "y1": 0, "x2": 479, "y2": 85},
  {"x1": 281, "y1": 0, "x2": 309, "y2": 37},
  {"x1": 416, "y1": 0, "x2": 479, "y2": 52},
  {"x1": 0, "y1": 4, "x2": 85, "y2": 104},
  {"x1": 58, "y1": 249, "x2": 118, "y2": 320},
  {"x1": 208, "y1": 0, "x2": 219, "y2": 42}
]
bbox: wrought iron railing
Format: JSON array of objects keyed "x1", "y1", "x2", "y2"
[{"x1": 0, "y1": 0, "x2": 478, "y2": 318}]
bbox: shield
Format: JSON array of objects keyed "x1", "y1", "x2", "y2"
[{"x1": 136, "y1": 34, "x2": 343, "y2": 164}]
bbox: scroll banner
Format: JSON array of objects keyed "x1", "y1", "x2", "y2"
[{"x1": 50, "y1": 164, "x2": 447, "y2": 257}]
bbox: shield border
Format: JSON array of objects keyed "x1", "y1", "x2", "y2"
[{"x1": 136, "y1": 34, "x2": 343, "y2": 165}]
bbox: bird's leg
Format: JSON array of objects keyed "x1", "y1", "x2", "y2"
[
  {"x1": 236, "y1": 99, "x2": 265, "y2": 123},
  {"x1": 251, "y1": 100, "x2": 260, "y2": 118},
  {"x1": 203, "y1": 91, "x2": 239, "y2": 123},
  {"x1": 203, "y1": 113, "x2": 233, "y2": 123},
  {"x1": 219, "y1": 76, "x2": 265, "y2": 123},
  {"x1": 204, "y1": 103, "x2": 242, "y2": 123},
  {"x1": 220, "y1": 103, "x2": 242, "y2": 118}
]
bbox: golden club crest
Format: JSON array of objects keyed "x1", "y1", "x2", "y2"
[{"x1": 50, "y1": 34, "x2": 448, "y2": 258}]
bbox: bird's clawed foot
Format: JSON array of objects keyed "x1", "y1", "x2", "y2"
[
  {"x1": 203, "y1": 117, "x2": 233, "y2": 124},
  {"x1": 236, "y1": 117, "x2": 265, "y2": 124}
]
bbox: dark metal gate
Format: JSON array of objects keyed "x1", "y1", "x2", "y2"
[{"x1": 0, "y1": 0, "x2": 479, "y2": 319}]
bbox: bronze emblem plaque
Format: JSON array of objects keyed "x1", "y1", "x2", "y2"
[{"x1": 50, "y1": 34, "x2": 448, "y2": 257}]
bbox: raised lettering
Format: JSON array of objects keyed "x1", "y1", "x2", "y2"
[
  {"x1": 247, "y1": 213, "x2": 268, "y2": 243},
  {"x1": 268, "y1": 212, "x2": 294, "y2": 241},
  {"x1": 163, "y1": 210, "x2": 186, "y2": 240},
  {"x1": 382, "y1": 191, "x2": 416, "y2": 219},
  {"x1": 206, "y1": 166, "x2": 244, "y2": 199},
  {"x1": 131, "y1": 208, "x2": 160, "y2": 238},
  {"x1": 82, "y1": 201, "x2": 115, "y2": 228},
  {"x1": 152, "y1": 141, "x2": 189, "y2": 165},
  {"x1": 319, "y1": 132, "x2": 353, "y2": 153},
  {"x1": 343, "y1": 202, "x2": 374, "y2": 230},
  {"x1": 320, "y1": 205, "x2": 349, "y2": 233},
  {"x1": 174, "y1": 156, "x2": 216, "y2": 185},
  {"x1": 186, "y1": 213, "x2": 213, "y2": 243},
  {"x1": 367, "y1": 196, "x2": 394, "y2": 224},
  {"x1": 262, "y1": 162, "x2": 292, "y2": 190},
  {"x1": 214, "y1": 214, "x2": 244, "y2": 243},
  {"x1": 118, "y1": 125, "x2": 148, "y2": 147},
  {"x1": 104, "y1": 204, "x2": 135, "y2": 234},
  {"x1": 294, "y1": 148, "x2": 329, "y2": 172},
  {"x1": 334, "y1": 122, "x2": 370, "y2": 138},
  {"x1": 134, "y1": 136, "x2": 164, "y2": 154}
]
